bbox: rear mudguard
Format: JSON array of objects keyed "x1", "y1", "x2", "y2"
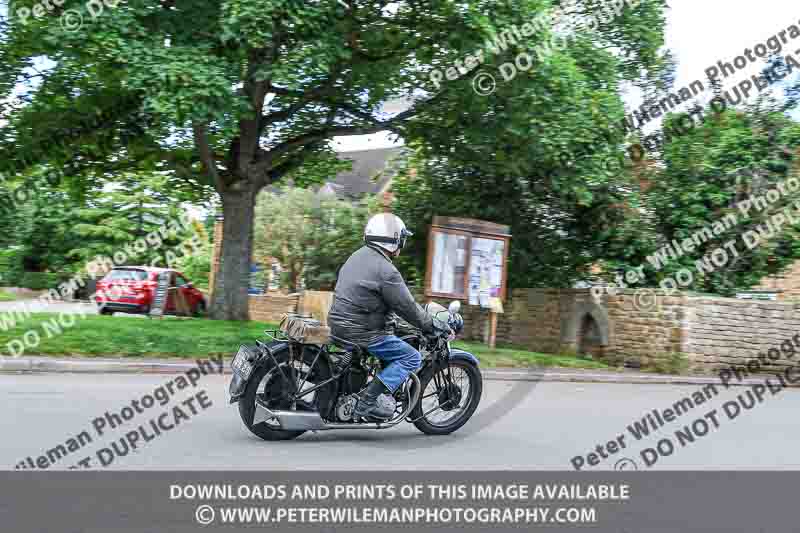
[
  {"x1": 228, "y1": 341, "x2": 289, "y2": 404},
  {"x1": 229, "y1": 341, "x2": 338, "y2": 410}
]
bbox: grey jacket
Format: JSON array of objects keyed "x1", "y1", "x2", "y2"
[{"x1": 328, "y1": 245, "x2": 434, "y2": 347}]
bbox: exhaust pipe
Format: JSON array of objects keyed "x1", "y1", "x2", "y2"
[
  {"x1": 253, "y1": 403, "x2": 328, "y2": 431},
  {"x1": 253, "y1": 373, "x2": 421, "y2": 431}
]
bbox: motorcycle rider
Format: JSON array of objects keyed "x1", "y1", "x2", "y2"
[{"x1": 328, "y1": 213, "x2": 452, "y2": 420}]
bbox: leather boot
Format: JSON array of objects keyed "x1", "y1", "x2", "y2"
[{"x1": 353, "y1": 379, "x2": 395, "y2": 420}]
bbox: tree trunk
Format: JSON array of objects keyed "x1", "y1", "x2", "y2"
[{"x1": 210, "y1": 186, "x2": 257, "y2": 321}]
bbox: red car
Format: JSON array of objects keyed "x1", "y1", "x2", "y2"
[{"x1": 95, "y1": 267, "x2": 206, "y2": 316}]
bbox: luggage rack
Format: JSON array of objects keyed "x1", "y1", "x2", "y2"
[
  {"x1": 263, "y1": 313, "x2": 323, "y2": 344},
  {"x1": 264, "y1": 313, "x2": 327, "y2": 344},
  {"x1": 258, "y1": 324, "x2": 352, "y2": 380},
  {"x1": 262, "y1": 328, "x2": 294, "y2": 343},
  {"x1": 260, "y1": 329, "x2": 352, "y2": 355}
]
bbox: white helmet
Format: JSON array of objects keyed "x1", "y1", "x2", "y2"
[{"x1": 364, "y1": 213, "x2": 413, "y2": 253}]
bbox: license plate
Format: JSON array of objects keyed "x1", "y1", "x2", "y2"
[{"x1": 231, "y1": 346, "x2": 254, "y2": 380}]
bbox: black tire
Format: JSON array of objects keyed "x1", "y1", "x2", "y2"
[
  {"x1": 193, "y1": 300, "x2": 206, "y2": 317},
  {"x1": 237, "y1": 346, "x2": 334, "y2": 442},
  {"x1": 238, "y1": 365, "x2": 305, "y2": 441},
  {"x1": 98, "y1": 307, "x2": 113, "y2": 316},
  {"x1": 411, "y1": 360, "x2": 482, "y2": 436}
]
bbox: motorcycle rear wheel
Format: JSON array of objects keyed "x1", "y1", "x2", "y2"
[
  {"x1": 238, "y1": 347, "x2": 332, "y2": 441},
  {"x1": 411, "y1": 360, "x2": 482, "y2": 435}
]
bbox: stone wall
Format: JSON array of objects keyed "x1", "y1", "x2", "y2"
[
  {"x1": 446, "y1": 289, "x2": 689, "y2": 370},
  {"x1": 213, "y1": 238, "x2": 800, "y2": 375},
  {"x1": 685, "y1": 297, "x2": 800, "y2": 373},
  {"x1": 754, "y1": 260, "x2": 800, "y2": 300},
  {"x1": 603, "y1": 291, "x2": 690, "y2": 368},
  {"x1": 463, "y1": 289, "x2": 800, "y2": 374},
  {"x1": 430, "y1": 289, "x2": 570, "y2": 354}
]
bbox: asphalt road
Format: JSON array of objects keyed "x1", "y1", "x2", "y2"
[{"x1": 2, "y1": 372, "x2": 798, "y2": 470}]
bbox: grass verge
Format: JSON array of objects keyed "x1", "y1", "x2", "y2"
[
  {"x1": 0, "y1": 290, "x2": 17, "y2": 302},
  {"x1": 0, "y1": 313, "x2": 608, "y2": 370},
  {"x1": 453, "y1": 341, "x2": 609, "y2": 369},
  {"x1": 0, "y1": 313, "x2": 276, "y2": 358}
]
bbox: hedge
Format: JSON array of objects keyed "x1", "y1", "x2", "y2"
[
  {"x1": 0, "y1": 249, "x2": 23, "y2": 287},
  {"x1": 18, "y1": 272, "x2": 64, "y2": 291}
]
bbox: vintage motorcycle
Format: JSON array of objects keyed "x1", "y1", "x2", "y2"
[{"x1": 228, "y1": 301, "x2": 482, "y2": 441}]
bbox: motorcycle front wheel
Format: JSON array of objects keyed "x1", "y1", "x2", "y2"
[{"x1": 410, "y1": 360, "x2": 482, "y2": 435}]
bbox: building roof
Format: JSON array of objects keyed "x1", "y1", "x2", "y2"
[{"x1": 325, "y1": 146, "x2": 406, "y2": 199}]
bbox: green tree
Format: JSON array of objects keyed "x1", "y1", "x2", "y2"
[
  {"x1": 0, "y1": 166, "x2": 84, "y2": 277},
  {"x1": 0, "y1": 169, "x2": 200, "y2": 279},
  {"x1": 392, "y1": 145, "x2": 641, "y2": 288},
  {"x1": 253, "y1": 187, "x2": 371, "y2": 291},
  {"x1": 633, "y1": 103, "x2": 800, "y2": 295},
  {"x1": 0, "y1": 0, "x2": 667, "y2": 319},
  {"x1": 66, "y1": 173, "x2": 194, "y2": 268},
  {"x1": 173, "y1": 220, "x2": 213, "y2": 290},
  {"x1": 389, "y1": 0, "x2": 669, "y2": 288}
]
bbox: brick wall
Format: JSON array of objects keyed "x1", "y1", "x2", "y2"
[
  {"x1": 247, "y1": 291, "x2": 332, "y2": 324},
  {"x1": 249, "y1": 293, "x2": 300, "y2": 323}
]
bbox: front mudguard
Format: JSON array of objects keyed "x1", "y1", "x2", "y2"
[
  {"x1": 449, "y1": 348, "x2": 479, "y2": 367},
  {"x1": 422, "y1": 347, "x2": 480, "y2": 376}
]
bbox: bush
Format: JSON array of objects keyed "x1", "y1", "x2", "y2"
[
  {"x1": 19, "y1": 272, "x2": 63, "y2": 291},
  {"x1": 0, "y1": 248, "x2": 24, "y2": 287},
  {"x1": 174, "y1": 239, "x2": 211, "y2": 290}
]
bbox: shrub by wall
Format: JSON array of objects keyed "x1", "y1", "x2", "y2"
[{"x1": 18, "y1": 272, "x2": 63, "y2": 291}]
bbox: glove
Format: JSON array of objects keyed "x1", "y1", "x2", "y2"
[
  {"x1": 431, "y1": 317, "x2": 454, "y2": 340},
  {"x1": 448, "y1": 313, "x2": 464, "y2": 335}
]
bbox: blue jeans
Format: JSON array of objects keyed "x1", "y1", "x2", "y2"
[{"x1": 367, "y1": 335, "x2": 422, "y2": 393}]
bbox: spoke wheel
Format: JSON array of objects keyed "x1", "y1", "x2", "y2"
[
  {"x1": 410, "y1": 360, "x2": 482, "y2": 436},
  {"x1": 238, "y1": 346, "x2": 332, "y2": 441}
]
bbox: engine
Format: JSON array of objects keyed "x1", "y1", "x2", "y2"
[{"x1": 335, "y1": 394, "x2": 359, "y2": 422}]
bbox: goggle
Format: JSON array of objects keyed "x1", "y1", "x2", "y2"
[{"x1": 366, "y1": 228, "x2": 414, "y2": 249}]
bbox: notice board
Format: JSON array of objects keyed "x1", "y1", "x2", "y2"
[{"x1": 425, "y1": 217, "x2": 511, "y2": 309}]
